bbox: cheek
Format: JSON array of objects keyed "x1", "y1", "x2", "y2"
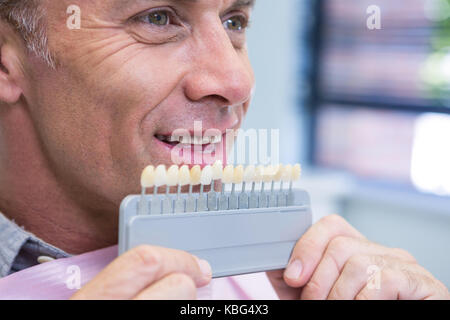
[
  {"x1": 26, "y1": 45, "x2": 187, "y2": 203},
  {"x1": 103, "y1": 48, "x2": 189, "y2": 170}
]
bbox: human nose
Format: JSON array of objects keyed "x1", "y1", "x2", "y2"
[{"x1": 183, "y1": 24, "x2": 255, "y2": 107}]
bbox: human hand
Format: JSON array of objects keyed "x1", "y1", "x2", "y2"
[
  {"x1": 267, "y1": 214, "x2": 449, "y2": 300},
  {"x1": 71, "y1": 245, "x2": 212, "y2": 300}
]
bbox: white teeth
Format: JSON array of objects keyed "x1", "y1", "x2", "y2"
[
  {"x1": 178, "y1": 165, "x2": 191, "y2": 186},
  {"x1": 180, "y1": 135, "x2": 191, "y2": 144},
  {"x1": 202, "y1": 136, "x2": 211, "y2": 145},
  {"x1": 212, "y1": 160, "x2": 223, "y2": 180},
  {"x1": 190, "y1": 165, "x2": 202, "y2": 185},
  {"x1": 209, "y1": 135, "x2": 222, "y2": 144},
  {"x1": 157, "y1": 133, "x2": 222, "y2": 145},
  {"x1": 167, "y1": 165, "x2": 179, "y2": 187},
  {"x1": 154, "y1": 165, "x2": 167, "y2": 187},
  {"x1": 243, "y1": 165, "x2": 256, "y2": 183},
  {"x1": 200, "y1": 165, "x2": 213, "y2": 185},
  {"x1": 193, "y1": 136, "x2": 202, "y2": 145},
  {"x1": 141, "y1": 165, "x2": 155, "y2": 188},
  {"x1": 233, "y1": 165, "x2": 244, "y2": 184},
  {"x1": 222, "y1": 165, "x2": 234, "y2": 184}
]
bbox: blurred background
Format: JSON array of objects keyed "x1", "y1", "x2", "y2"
[{"x1": 244, "y1": 0, "x2": 450, "y2": 287}]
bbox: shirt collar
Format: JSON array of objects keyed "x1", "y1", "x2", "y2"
[{"x1": 0, "y1": 212, "x2": 70, "y2": 278}]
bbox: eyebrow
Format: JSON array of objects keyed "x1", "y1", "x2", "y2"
[{"x1": 228, "y1": 0, "x2": 256, "y2": 11}]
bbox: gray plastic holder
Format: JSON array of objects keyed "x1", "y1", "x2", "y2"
[{"x1": 118, "y1": 188, "x2": 312, "y2": 278}]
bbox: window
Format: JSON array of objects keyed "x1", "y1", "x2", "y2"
[{"x1": 310, "y1": 0, "x2": 450, "y2": 196}]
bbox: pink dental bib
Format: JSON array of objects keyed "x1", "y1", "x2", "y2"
[{"x1": 0, "y1": 245, "x2": 278, "y2": 300}]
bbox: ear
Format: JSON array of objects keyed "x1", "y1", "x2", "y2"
[{"x1": 0, "y1": 41, "x2": 23, "y2": 104}]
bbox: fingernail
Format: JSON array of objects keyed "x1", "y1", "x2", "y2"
[
  {"x1": 196, "y1": 257, "x2": 212, "y2": 277},
  {"x1": 285, "y1": 259, "x2": 303, "y2": 280}
]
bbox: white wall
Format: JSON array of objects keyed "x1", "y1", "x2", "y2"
[
  {"x1": 245, "y1": 0, "x2": 450, "y2": 290},
  {"x1": 244, "y1": 0, "x2": 307, "y2": 164}
]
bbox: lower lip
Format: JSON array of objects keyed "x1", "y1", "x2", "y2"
[{"x1": 153, "y1": 134, "x2": 227, "y2": 167}]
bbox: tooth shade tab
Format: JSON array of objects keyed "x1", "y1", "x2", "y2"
[
  {"x1": 281, "y1": 164, "x2": 293, "y2": 182},
  {"x1": 178, "y1": 165, "x2": 191, "y2": 186},
  {"x1": 292, "y1": 164, "x2": 302, "y2": 181},
  {"x1": 273, "y1": 164, "x2": 283, "y2": 182},
  {"x1": 233, "y1": 165, "x2": 244, "y2": 184},
  {"x1": 154, "y1": 165, "x2": 167, "y2": 187},
  {"x1": 243, "y1": 165, "x2": 256, "y2": 183},
  {"x1": 263, "y1": 165, "x2": 275, "y2": 183},
  {"x1": 222, "y1": 165, "x2": 234, "y2": 184},
  {"x1": 190, "y1": 165, "x2": 202, "y2": 185},
  {"x1": 212, "y1": 160, "x2": 223, "y2": 180},
  {"x1": 200, "y1": 165, "x2": 213, "y2": 185},
  {"x1": 141, "y1": 165, "x2": 155, "y2": 188},
  {"x1": 167, "y1": 165, "x2": 179, "y2": 186},
  {"x1": 254, "y1": 165, "x2": 264, "y2": 183}
]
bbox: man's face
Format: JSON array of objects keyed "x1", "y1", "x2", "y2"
[{"x1": 20, "y1": 0, "x2": 255, "y2": 212}]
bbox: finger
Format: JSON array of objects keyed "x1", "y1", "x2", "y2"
[
  {"x1": 134, "y1": 273, "x2": 197, "y2": 300},
  {"x1": 284, "y1": 214, "x2": 365, "y2": 288},
  {"x1": 356, "y1": 263, "x2": 450, "y2": 300},
  {"x1": 300, "y1": 237, "x2": 415, "y2": 300},
  {"x1": 342, "y1": 259, "x2": 450, "y2": 300},
  {"x1": 266, "y1": 270, "x2": 301, "y2": 300},
  {"x1": 71, "y1": 245, "x2": 212, "y2": 299},
  {"x1": 327, "y1": 254, "x2": 387, "y2": 300}
]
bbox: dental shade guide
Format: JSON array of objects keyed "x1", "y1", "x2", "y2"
[{"x1": 119, "y1": 163, "x2": 311, "y2": 278}]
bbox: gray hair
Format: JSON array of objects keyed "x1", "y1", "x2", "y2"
[{"x1": 0, "y1": 0, "x2": 55, "y2": 67}]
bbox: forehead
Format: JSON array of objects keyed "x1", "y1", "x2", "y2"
[
  {"x1": 107, "y1": 0, "x2": 255, "y2": 9},
  {"x1": 56, "y1": 0, "x2": 255, "y2": 13}
]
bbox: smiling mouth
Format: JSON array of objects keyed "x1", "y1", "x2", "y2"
[
  {"x1": 154, "y1": 133, "x2": 223, "y2": 148},
  {"x1": 153, "y1": 132, "x2": 227, "y2": 166}
]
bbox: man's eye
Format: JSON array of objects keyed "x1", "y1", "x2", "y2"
[
  {"x1": 144, "y1": 11, "x2": 169, "y2": 26},
  {"x1": 223, "y1": 16, "x2": 247, "y2": 31}
]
